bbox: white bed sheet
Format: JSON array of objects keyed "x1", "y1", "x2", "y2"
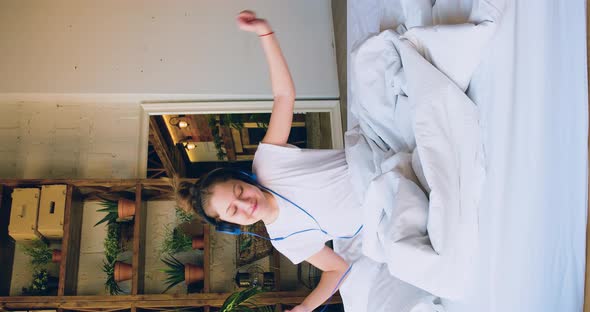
[{"x1": 345, "y1": 0, "x2": 588, "y2": 311}]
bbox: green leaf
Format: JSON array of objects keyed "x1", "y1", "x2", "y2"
[
  {"x1": 160, "y1": 225, "x2": 193, "y2": 256},
  {"x1": 20, "y1": 239, "x2": 52, "y2": 267},
  {"x1": 220, "y1": 287, "x2": 272, "y2": 312},
  {"x1": 175, "y1": 207, "x2": 194, "y2": 223},
  {"x1": 160, "y1": 255, "x2": 186, "y2": 293}
]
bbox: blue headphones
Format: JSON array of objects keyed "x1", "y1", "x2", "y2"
[{"x1": 198, "y1": 168, "x2": 363, "y2": 241}]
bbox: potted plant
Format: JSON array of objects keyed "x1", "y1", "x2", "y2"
[
  {"x1": 21, "y1": 268, "x2": 58, "y2": 296},
  {"x1": 160, "y1": 255, "x2": 204, "y2": 293},
  {"x1": 160, "y1": 226, "x2": 204, "y2": 256},
  {"x1": 95, "y1": 198, "x2": 136, "y2": 227},
  {"x1": 21, "y1": 239, "x2": 60, "y2": 267},
  {"x1": 102, "y1": 222, "x2": 131, "y2": 295},
  {"x1": 219, "y1": 286, "x2": 273, "y2": 312},
  {"x1": 102, "y1": 260, "x2": 123, "y2": 295},
  {"x1": 102, "y1": 259, "x2": 132, "y2": 295},
  {"x1": 160, "y1": 226, "x2": 191, "y2": 256}
]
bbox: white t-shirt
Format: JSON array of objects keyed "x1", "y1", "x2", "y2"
[{"x1": 252, "y1": 143, "x2": 363, "y2": 264}]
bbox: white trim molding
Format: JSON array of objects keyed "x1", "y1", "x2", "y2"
[{"x1": 139, "y1": 100, "x2": 343, "y2": 178}]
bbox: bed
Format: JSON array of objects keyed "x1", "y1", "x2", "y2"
[{"x1": 339, "y1": 0, "x2": 588, "y2": 311}]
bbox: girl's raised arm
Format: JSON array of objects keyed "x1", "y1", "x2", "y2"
[{"x1": 236, "y1": 10, "x2": 296, "y2": 146}]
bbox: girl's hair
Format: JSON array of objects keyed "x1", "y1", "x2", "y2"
[{"x1": 174, "y1": 168, "x2": 258, "y2": 226}]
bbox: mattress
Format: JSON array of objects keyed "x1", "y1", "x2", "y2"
[{"x1": 344, "y1": 0, "x2": 588, "y2": 311}]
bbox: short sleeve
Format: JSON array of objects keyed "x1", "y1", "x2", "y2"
[{"x1": 252, "y1": 143, "x2": 301, "y2": 183}]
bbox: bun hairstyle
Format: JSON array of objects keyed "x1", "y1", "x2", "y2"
[{"x1": 173, "y1": 168, "x2": 259, "y2": 226}]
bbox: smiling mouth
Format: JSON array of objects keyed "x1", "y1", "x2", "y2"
[{"x1": 251, "y1": 201, "x2": 258, "y2": 216}]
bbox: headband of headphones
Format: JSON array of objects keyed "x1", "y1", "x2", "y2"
[{"x1": 201, "y1": 168, "x2": 258, "y2": 186}]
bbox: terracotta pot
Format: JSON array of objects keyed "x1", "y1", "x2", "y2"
[
  {"x1": 114, "y1": 261, "x2": 132, "y2": 282},
  {"x1": 184, "y1": 264, "x2": 204, "y2": 285},
  {"x1": 51, "y1": 249, "x2": 61, "y2": 263},
  {"x1": 117, "y1": 198, "x2": 136, "y2": 220},
  {"x1": 192, "y1": 236, "x2": 205, "y2": 250}
]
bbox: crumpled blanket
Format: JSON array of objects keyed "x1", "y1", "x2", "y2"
[{"x1": 337, "y1": 0, "x2": 503, "y2": 308}]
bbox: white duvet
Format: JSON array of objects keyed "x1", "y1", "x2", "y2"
[{"x1": 336, "y1": 0, "x2": 503, "y2": 310}]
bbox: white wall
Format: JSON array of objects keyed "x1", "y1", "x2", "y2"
[
  {"x1": 0, "y1": 100, "x2": 141, "y2": 179},
  {"x1": 0, "y1": 0, "x2": 337, "y2": 179},
  {"x1": 0, "y1": 0, "x2": 338, "y2": 99}
]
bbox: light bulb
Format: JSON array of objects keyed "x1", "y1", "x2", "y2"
[{"x1": 178, "y1": 120, "x2": 188, "y2": 128}]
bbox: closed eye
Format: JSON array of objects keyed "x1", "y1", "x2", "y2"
[{"x1": 229, "y1": 184, "x2": 243, "y2": 217}]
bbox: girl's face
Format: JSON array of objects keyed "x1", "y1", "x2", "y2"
[{"x1": 206, "y1": 179, "x2": 270, "y2": 226}]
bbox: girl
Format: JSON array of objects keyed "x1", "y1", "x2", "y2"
[{"x1": 176, "y1": 10, "x2": 358, "y2": 312}]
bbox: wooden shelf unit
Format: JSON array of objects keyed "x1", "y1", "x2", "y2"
[{"x1": 0, "y1": 178, "x2": 341, "y2": 311}]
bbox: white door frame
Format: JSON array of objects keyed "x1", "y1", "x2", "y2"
[{"x1": 138, "y1": 100, "x2": 343, "y2": 178}]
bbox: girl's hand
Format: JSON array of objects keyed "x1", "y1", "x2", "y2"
[
  {"x1": 285, "y1": 305, "x2": 311, "y2": 312},
  {"x1": 236, "y1": 10, "x2": 272, "y2": 35}
]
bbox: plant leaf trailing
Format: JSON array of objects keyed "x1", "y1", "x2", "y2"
[
  {"x1": 20, "y1": 239, "x2": 52, "y2": 268},
  {"x1": 220, "y1": 286, "x2": 273, "y2": 312},
  {"x1": 208, "y1": 115, "x2": 227, "y2": 161},
  {"x1": 160, "y1": 255, "x2": 186, "y2": 293},
  {"x1": 102, "y1": 222, "x2": 124, "y2": 295},
  {"x1": 104, "y1": 223, "x2": 121, "y2": 263},
  {"x1": 160, "y1": 225, "x2": 192, "y2": 256},
  {"x1": 222, "y1": 114, "x2": 245, "y2": 131},
  {"x1": 175, "y1": 206, "x2": 194, "y2": 223},
  {"x1": 95, "y1": 199, "x2": 119, "y2": 227}
]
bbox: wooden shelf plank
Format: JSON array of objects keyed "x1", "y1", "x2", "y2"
[
  {"x1": 59, "y1": 185, "x2": 84, "y2": 296},
  {"x1": 132, "y1": 183, "x2": 147, "y2": 295},
  {"x1": 0, "y1": 185, "x2": 14, "y2": 296},
  {"x1": 271, "y1": 249, "x2": 281, "y2": 292},
  {"x1": 203, "y1": 224, "x2": 210, "y2": 294},
  {"x1": 202, "y1": 223, "x2": 210, "y2": 312},
  {"x1": 0, "y1": 185, "x2": 10, "y2": 240},
  {"x1": 0, "y1": 179, "x2": 197, "y2": 202},
  {"x1": 0, "y1": 179, "x2": 198, "y2": 188},
  {"x1": 0, "y1": 292, "x2": 341, "y2": 309}
]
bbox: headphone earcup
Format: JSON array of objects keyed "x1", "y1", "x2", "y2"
[
  {"x1": 249, "y1": 172, "x2": 258, "y2": 181},
  {"x1": 239, "y1": 170, "x2": 258, "y2": 184},
  {"x1": 216, "y1": 222, "x2": 241, "y2": 235}
]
